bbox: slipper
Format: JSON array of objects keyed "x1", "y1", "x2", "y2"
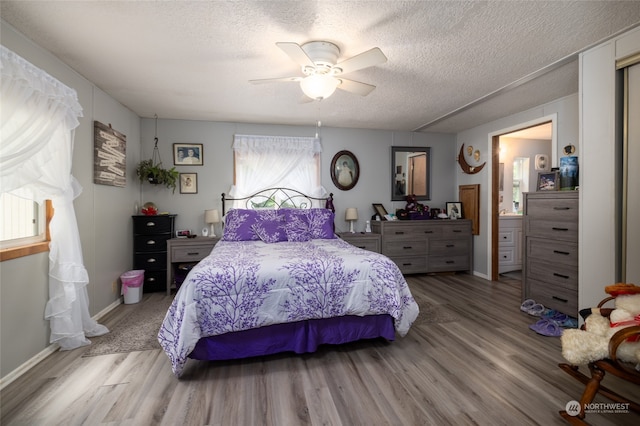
[
  {"x1": 541, "y1": 311, "x2": 578, "y2": 328},
  {"x1": 526, "y1": 303, "x2": 546, "y2": 317},
  {"x1": 529, "y1": 319, "x2": 563, "y2": 337},
  {"x1": 542, "y1": 309, "x2": 560, "y2": 319},
  {"x1": 520, "y1": 299, "x2": 536, "y2": 313},
  {"x1": 557, "y1": 316, "x2": 578, "y2": 328}
]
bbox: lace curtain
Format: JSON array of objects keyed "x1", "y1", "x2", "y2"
[
  {"x1": 0, "y1": 45, "x2": 108, "y2": 350},
  {"x1": 229, "y1": 134, "x2": 326, "y2": 207}
]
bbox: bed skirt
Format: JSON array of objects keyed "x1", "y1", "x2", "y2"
[{"x1": 188, "y1": 314, "x2": 395, "y2": 361}]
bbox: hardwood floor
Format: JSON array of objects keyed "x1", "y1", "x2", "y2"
[{"x1": 2, "y1": 273, "x2": 638, "y2": 425}]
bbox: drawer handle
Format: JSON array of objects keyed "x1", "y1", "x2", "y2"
[
  {"x1": 403, "y1": 246, "x2": 413, "y2": 249},
  {"x1": 187, "y1": 252, "x2": 200, "y2": 255},
  {"x1": 146, "y1": 221, "x2": 156, "y2": 227},
  {"x1": 552, "y1": 227, "x2": 569, "y2": 231},
  {"x1": 446, "y1": 260, "x2": 455, "y2": 264},
  {"x1": 147, "y1": 240, "x2": 156, "y2": 245},
  {"x1": 147, "y1": 258, "x2": 156, "y2": 263},
  {"x1": 357, "y1": 246, "x2": 366, "y2": 249},
  {"x1": 453, "y1": 230, "x2": 462, "y2": 233},
  {"x1": 446, "y1": 244, "x2": 454, "y2": 248},
  {"x1": 553, "y1": 207, "x2": 571, "y2": 210},
  {"x1": 553, "y1": 272, "x2": 569, "y2": 279},
  {"x1": 402, "y1": 263, "x2": 412, "y2": 266},
  {"x1": 552, "y1": 296, "x2": 568, "y2": 303},
  {"x1": 553, "y1": 250, "x2": 570, "y2": 255},
  {"x1": 147, "y1": 277, "x2": 156, "y2": 282},
  {"x1": 395, "y1": 231, "x2": 405, "y2": 235},
  {"x1": 502, "y1": 236, "x2": 508, "y2": 240},
  {"x1": 503, "y1": 255, "x2": 508, "y2": 259},
  {"x1": 424, "y1": 230, "x2": 433, "y2": 234}
]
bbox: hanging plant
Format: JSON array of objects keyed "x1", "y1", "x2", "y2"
[
  {"x1": 135, "y1": 159, "x2": 179, "y2": 192},
  {"x1": 135, "y1": 115, "x2": 179, "y2": 193}
]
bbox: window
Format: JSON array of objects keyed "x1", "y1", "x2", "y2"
[
  {"x1": 0, "y1": 195, "x2": 52, "y2": 261},
  {"x1": 231, "y1": 135, "x2": 325, "y2": 207}
]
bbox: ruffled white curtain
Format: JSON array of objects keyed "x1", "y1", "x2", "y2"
[
  {"x1": 229, "y1": 134, "x2": 326, "y2": 207},
  {"x1": 0, "y1": 45, "x2": 108, "y2": 350}
]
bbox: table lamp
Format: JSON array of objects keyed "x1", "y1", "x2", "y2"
[
  {"x1": 205, "y1": 209, "x2": 220, "y2": 237},
  {"x1": 345, "y1": 207, "x2": 358, "y2": 233}
]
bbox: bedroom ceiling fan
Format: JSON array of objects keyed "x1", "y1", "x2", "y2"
[{"x1": 250, "y1": 41, "x2": 387, "y2": 100}]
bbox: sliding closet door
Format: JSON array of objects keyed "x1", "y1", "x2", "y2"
[{"x1": 624, "y1": 63, "x2": 640, "y2": 283}]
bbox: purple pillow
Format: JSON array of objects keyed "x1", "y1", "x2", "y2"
[
  {"x1": 221, "y1": 209, "x2": 259, "y2": 241},
  {"x1": 252, "y1": 218, "x2": 287, "y2": 243},
  {"x1": 307, "y1": 208, "x2": 336, "y2": 239}
]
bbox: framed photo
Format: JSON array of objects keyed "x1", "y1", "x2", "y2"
[
  {"x1": 173, "y1": 143, "x2": 203, "y2": 165},
  {"x1": 372, "y1": 203, "x2": 388, "y2": 219},
  {"x1": 330, "y1": 150, "x2": 359, "y2": 191},
  {"x1": 179, "y1": 173, "x2": 197, "y2": 194},
  {"x1": 446, "y1": 202, "x2": 462, "y2": 219},
  {"x1": 537, "y1": 171, "x2": 559, "y2": 191}
]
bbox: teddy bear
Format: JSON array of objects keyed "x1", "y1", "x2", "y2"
[{"x1": 561, "y1": 290, "x2": 640, "y2": 366}]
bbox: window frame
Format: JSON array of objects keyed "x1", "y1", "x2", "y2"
[{"x1": 0, "y1": 200, "x2": 52, "y2": 261}]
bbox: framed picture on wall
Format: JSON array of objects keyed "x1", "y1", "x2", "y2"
[
  {"x1": 330, "y1": 150, "x2": 359, "y2": 191},
  {"x1": 179, "y1": 173, "x2": 197, "y2": 194},
  {"x1": 173, "y1": 143, "x2": 203, "y2": 165}
]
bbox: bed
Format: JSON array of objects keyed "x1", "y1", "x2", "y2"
[{"x1": 158, "y1": 188, "x2": 419, "y2": 377}]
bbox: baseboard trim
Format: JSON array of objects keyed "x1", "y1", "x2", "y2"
[{"x1": 0, "y1": 297, "x2": 122, "y2": 391}]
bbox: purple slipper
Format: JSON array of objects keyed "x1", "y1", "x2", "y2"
[{"x1": 529, "y1": 319, "x2": 563, "y2": 337}]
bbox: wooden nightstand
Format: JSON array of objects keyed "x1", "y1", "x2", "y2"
[
  {"x1": 166, "y1": 236, "x2": 219, "y2": 295},
  {"x1": 338, "y1": 232, "x2": 381, "y2": 253}
]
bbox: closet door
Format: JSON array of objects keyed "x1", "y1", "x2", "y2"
[{"x1": 624, "y1": 63, "x2": 640, "y2": 283}]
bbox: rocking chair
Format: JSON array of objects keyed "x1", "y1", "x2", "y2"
[{"x1": 558, "y1": 296, "x2": 640, "y2": 425}]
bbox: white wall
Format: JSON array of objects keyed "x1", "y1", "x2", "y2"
[
  {"x1": 579, "y1": 26, "x2": 640, "y2": 310},
  {"x1": 137, "y1": 120, "x2": 457, "y2": 236}
]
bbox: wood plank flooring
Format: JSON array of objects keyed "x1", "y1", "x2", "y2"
[{"x1": 2, "y1": 273, "x2": 639, "y2": 425}]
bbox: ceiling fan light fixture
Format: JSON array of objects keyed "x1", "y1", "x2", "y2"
[{"x1": 300, "y1": 74, "x2": 339, "y2": 100}]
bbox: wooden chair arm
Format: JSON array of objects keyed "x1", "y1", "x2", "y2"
[
  {"x1": 608, "y1": 325, "x2": 640, "y2": 379},
  {"x1": 597, "y1": 296, "x2": 616, "y2": 308}
]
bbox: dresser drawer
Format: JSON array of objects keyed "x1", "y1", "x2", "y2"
[
  {"x1": 428, "y1": 238, "x2": 470, "y2": 255},
  {"x1": 527, "y1": 238, "x2": 578, "y2": 266},
  {"x1": 441, "y1": 222, "x2": 471, "y2": 237},
  {"x1": 527, "y1": 258, "x2": 577, "y2": 290},
  {"x1": 428, "y1": 255, "x2": 470, "y2": 272},
  {"x1": 134, "y1": 252, "x2": 167, "y2": 270},
  {"x1": 383, "y1": 239, "x2": 427, "y2": 257},
  {"x1": 525, "y1": 197, "x2": 578, "y2": 221},
  {"x1": 525, "y1": 219, "x2": 578, "y2": 242},
  {"x1": 134, "y1": 234, "x2": 171, "y2": 252},
  {"x1": 389, "y1": 255, "x2": 428, "y2": 274},
  {"x1": 527, "y1": 277, "x2": 578, "y2": 315},
  {"x1": 380, "y1": 223, "x2": 443, "y2": 239},
  {"x1": 133, "y1": 216, "x2": 174, "y2": 235},
  {"x1": 171, "y1": 245, "x2": 214, "y2": 262},
  {"x1": 499, "y1": 229, "x2": 516, "y2": 246},
  {"x1": 499, "y1": 248, "x2": 515, "y2": 264},
  {"x1": 141, "y1": 270, "x2": 166, "y2": 293}
]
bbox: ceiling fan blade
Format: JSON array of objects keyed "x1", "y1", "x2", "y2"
[
  {"x1": 249, "y1": 76, "x2": 302, "y2": 84},
  {"x1": 334, "y1": 47, "x2": 387, "y2": 75},
  {"x1": 276, "y1": 42, "x2": 315, "y2": 68},
  {"x1": 337, "y1": 78, "x2": 376, "y2": 96}
]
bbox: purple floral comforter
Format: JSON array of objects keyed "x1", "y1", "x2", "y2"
[{"x1": 158, "y1": 238, "x2": 419, "y2": 376}]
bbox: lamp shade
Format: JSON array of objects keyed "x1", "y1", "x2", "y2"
[
  {"x1": 205, "y1": 209, "x2": 220, "y2": 224},
  {"x1": 300, "y1": 74, "x2": 340, "y2": 100},
  {"x1": 345, "y1": 207, "x2": 358, "y2": 221}
]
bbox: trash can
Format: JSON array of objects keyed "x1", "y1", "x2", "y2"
[{"x1": 121, "y1": 270, "x2": 144, "y2": 304}]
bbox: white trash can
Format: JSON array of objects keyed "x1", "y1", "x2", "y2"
[{"x1": 120, "y1": 270, "x2": 144, "y2": 304}]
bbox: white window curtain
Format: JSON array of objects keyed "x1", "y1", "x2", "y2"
[
  {"x1": 229, "y1": 134, "x2": 326, "y2": 207},
  {"x1": 0, "y1": 45, "x2": 108, "y2": 350}
]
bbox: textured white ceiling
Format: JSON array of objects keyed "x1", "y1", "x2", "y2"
[{"x1": 1, "y1": 1, "x2": 639, "y2": 134}]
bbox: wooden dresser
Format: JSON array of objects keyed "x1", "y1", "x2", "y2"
[
  {"x1": 371, "y1": 220, "x2": 472, "y2": 274},
  {"x1": 522, "y1": 191, "x2": 578, "y2": 316},
  {"x1": 132, "y1": 214, "x2": 176, "y2": 293}
]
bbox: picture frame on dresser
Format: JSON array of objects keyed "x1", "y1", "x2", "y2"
[
  {"x1": 446, "y1": 202, "x2": 462, "y2": 219},
  {"x1": 536, "y1": 171, "x2": 559, "y2": 191},
  {"x1": 372, "y1": 203, "x2": 388, "y2": 219}
]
